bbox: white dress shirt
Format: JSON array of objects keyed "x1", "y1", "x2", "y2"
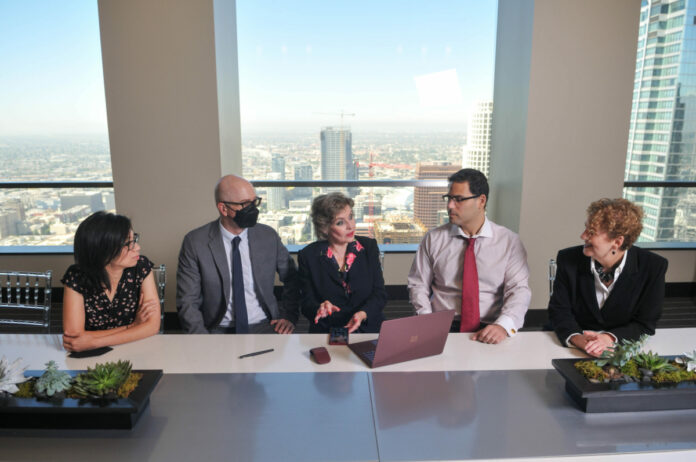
[
  {"x1": 407, "y1": 218, "x2": 531, "y2": 336},
  {"x1": 218, "y1": 223, "x2": 268, "y2": 326},
  {"x1": 590, "y1": 250, "x2": 628, "y2": 309}
]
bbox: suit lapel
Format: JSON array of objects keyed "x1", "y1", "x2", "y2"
[
  {"x1": 247, "y1": 227, "x2": 264, "y2": 305},
  {"x1": 578, "y1": 256, "x2": 604, "y2": 323},
  {"x1": 317, "y1": 242, "x2": 344, "y2": 286},
  {"x1": 208, "y1": 223, "x2": 231, "y2": 303}
]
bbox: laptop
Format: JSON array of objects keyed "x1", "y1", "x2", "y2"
[{"x1": 348, "y1": 310, "x2": 455, "y2": 368}]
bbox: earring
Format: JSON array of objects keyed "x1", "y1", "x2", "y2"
[{"x1": 612, "y1": 250, "x2": 616, "y2": 255}]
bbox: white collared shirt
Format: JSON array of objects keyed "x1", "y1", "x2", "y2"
[
  {"x1": 407, "y1": 217, "x2": 531, "y2": 336},
  {"x1": 590, "y1": 251, "x2": 628, "y2": 309},
  {"x1": 218, "y1": 223, "x2": 268, "y2": 326}
]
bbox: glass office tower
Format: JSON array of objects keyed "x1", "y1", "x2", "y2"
[
  {"x1": 321, "y1": 126, "x2": 357, "y2": 194},
  {"x1": 625, "y1": 0, "x2": 696, "y2": 241}
]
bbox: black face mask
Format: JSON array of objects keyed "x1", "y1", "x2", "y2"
[{"x1": 232, "y1": 203, "x2": 259, "y2": 228}]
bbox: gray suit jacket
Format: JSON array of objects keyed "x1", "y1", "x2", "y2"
[{"x1": 176, "y1": 220, "x2": 300, "y2": 333}]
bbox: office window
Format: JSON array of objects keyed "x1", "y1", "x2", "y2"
[
  {"x1": 624, "y1": 0, "x2": 696, "y2": 243},
  {"x1": 0, "y1": 1, "x2": 112, "y2": 249},
  {"x1": 236, "y1": 0, "x2": 497, "y2": 246}
]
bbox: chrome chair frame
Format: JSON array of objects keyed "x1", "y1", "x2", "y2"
[
  {"x1": 152, "y1": 264, "x2": 166, "y2": 333},
  {"x1": 549, "y1": 258, "x2": 557, "y2": 296},
  {"x1": 0, "y1": 270, "x2": 52, "y2": 332}
]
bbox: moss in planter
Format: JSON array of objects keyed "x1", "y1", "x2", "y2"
[
  {"x1": 653, "y1": 364, "x2": 696, "y2": 384},
  {"x1": 575, "y1": 360, "x2": 607, "y2": 380},
  {"x1": 13, "y1": 378, "x2": 35, "y2": 398},
  {"x1": 117, "y1": 372, "x2": 143, "y2": 398},
  {"x1": 620, "y1": 359, "x2": 639, "y2": 378}
]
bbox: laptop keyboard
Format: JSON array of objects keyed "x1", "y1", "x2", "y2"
[{"x1": 360, "y1": 340, "x2": 379, "y2": 362}]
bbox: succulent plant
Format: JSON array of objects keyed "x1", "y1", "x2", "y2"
[
  {"x1": 0, "y1": 356, "x2": 28, "y2": 395},
  {"x1": 595, "y1": 334, "x2": 648, "y2": 369},
  {"x1": 675, "y1": 349, "x2": 696, "y2": 372},
  {"x1": 72, "y1": 360, "x2": 132, "y2": 399},
  {"x1": 35, "y1": 361, "x2": 72, "y2": 397},
  {"x1": 633, "y1": 351, "x2": 677, "y2": 373}
]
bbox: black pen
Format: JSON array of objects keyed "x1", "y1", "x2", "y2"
[{"x1": 239, "y1": 348, "x2": 274, "y2": 359}]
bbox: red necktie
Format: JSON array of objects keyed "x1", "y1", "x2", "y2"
[{"x1": 460, "y1": 237, "x2": 480, "y2": 332}]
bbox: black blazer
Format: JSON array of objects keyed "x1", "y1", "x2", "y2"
[
  {"x1": 298, "y1": 236, "x2": 387, "y2": 333},
  {"x1": 548, "y1": 245, "x2": 667, "y2": 344}
]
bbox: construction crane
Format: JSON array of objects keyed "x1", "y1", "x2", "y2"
[
  {"x1": 354, "y1": 151, "x2": 415, "y2": 236},
  {"x1": 314, "y1": 110, "x2": 355, "y2": 129}
]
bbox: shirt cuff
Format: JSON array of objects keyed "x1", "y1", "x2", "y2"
[
  {"x1": 565, "y1": 332, "x2": 582, "y2": 348},
  {"x1": 493, "y1": 314, "x2": 518, "y2": 337}
]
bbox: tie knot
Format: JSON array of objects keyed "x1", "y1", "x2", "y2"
[
  {"x1": 232, "y1": 236, "x2": 241, "y2": 248},
  {"x1": 465, "y1": 237, "x2": 476, "y2": 252}
]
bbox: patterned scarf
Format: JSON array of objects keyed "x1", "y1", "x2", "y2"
[{"x1": 594, "y1": 260, "x2": 619, "y2": 285}]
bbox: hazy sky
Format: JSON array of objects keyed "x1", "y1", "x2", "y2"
[
  {"x1": 0, "y1": 0, "x2": 497, "y2": 136},
  {"x1": 0, "y1": 0, "x2": 107, "y2": 136},
  {"x1": 237, "y1": 0, "x2": 497, "y2": 132}
]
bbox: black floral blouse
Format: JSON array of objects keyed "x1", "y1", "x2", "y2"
[{"x1": 61, "y1": 255, "x2": 154, "y2": 331}]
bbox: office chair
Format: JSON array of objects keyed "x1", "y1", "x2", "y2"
[{"x1": 0, "y1": 270, "x2": 52, "y2": 333}]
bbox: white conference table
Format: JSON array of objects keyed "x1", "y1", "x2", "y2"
[
  {"x1": 2, "y1": 329, "x2": 696, "y2": 462},
  {"x1": 3, "y1": 328, "x2": 695, "y2": 374}
]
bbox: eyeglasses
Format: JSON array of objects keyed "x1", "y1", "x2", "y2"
[
  {"x1": 124, "y1": 233, "x2": 140, "y2": 250},
  {"x1": 221, "y1": 197, "x2": 262, "y2": 209},
  {"x1": 442, "y1": 194, "x2": 481, "y2": 203}
]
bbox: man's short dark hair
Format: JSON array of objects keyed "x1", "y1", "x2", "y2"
[{"x1": 448, "y1": 168, "x2": 489, "y2": 200}]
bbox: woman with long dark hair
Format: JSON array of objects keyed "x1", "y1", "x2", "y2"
[{"x1": 61, "y1": 211, "x2": 160, "y2": 351}]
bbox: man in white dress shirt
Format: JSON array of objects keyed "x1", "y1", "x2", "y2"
[
  {"x1": 176, "y1": 175, "x2": 299, "y2": 334},
  {"x1": 407, "y1": 169, "x2": 531, "y2": 344}
]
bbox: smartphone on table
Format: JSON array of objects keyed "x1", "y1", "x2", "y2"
[{"x1": 329, "y1": 327, "x2": 349, "y2": 345}]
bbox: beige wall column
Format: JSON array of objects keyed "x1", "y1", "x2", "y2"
[
  {"x1": 490, "y1": 0, "x2": 642, "y2": 308},
  {"x1": 98, "y1": 0, "x2": 234, "y2": 308}
]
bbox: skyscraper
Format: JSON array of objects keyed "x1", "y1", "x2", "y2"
[
  {"x1": 269, "y1": 153, "x2": 286, "y2": 210},
  {"x1": 293, "y1": 163, "x2": 313, "y2": 200},
  {"x1": 267, "y1": 172, "x2": 285, "y2": 211},
  {"x1": 462, "y1": 100, "x2": 493, "y2": 176},
  {"x1": 321, "y1": 127, "x2": 356, "y2": 193},
  {"x1": 624, "y1": 0, "x2": 696, "y2": 241},
  {"x1": 271, "y1": 153, "x2": 286, "y2": 179},
  {"x1": 414, "y1": 162, "x2": 460, "y2": 230}
]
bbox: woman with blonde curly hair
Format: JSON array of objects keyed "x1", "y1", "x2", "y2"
[{"x1": 548, "y1": 198, "x2": 668, "y2": 357}]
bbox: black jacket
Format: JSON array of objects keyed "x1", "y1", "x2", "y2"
[
  {"x1": 298, "y1": 236, "x2": 386, "y2": 333},
  {"x1": 548, "y1": 245, "x2": 667, "y2": 344}
]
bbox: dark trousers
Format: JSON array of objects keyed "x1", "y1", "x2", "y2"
[{"x1": 211, "y1": 319, "x2": 276, "y2": 334}]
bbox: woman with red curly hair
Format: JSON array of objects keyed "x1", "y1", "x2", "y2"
[{"x1": 548, "y1": 198, "x2": 668, "y2": 357}]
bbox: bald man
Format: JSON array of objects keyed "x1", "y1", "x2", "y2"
[{"x1": 176, "y1": 175, "x2": 300, "y2": 334}]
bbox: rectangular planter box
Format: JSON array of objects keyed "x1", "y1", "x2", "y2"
[
  {"x1": 0, "y1": 369, "x2": 163, "y2": 429},
  {"x1": 552, "y1": 357, "x2": 696, "y2": 413}
]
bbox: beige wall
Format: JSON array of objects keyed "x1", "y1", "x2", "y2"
[
  {"x1": 98, "y1": 0, "x2": 227, "y2": 307},
  {"x1": 2, "y1": 0, "x2": 695, "y2": 312}
]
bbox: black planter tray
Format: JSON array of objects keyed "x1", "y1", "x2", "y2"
[
  {"x1": 552, "y1": 357, "x2": 696, "y2": 413},
  {"x1": 0, "y1": 369, "x2": 163, "y2": 429}
]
